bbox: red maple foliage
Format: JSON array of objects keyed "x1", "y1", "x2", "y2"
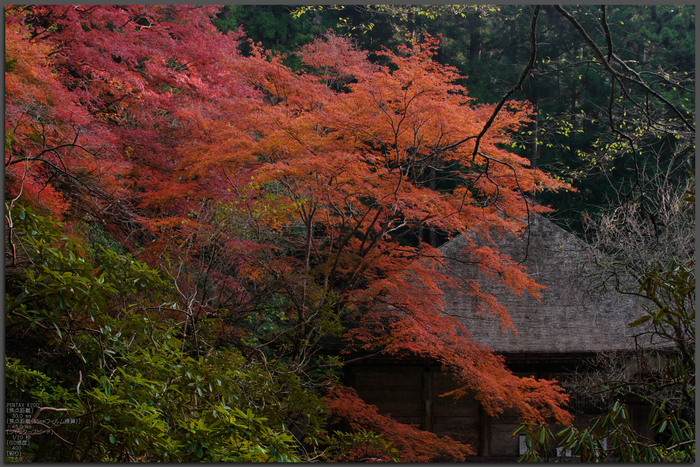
[
  {"x1": 324, "y1": 385, "x2": 475, "y2": 462},
  {"x1": 5, "y1": 5, "x2": 258, "y2": 242},
  {"x1": 6, "y1": 5, "x2": 575, "y2": 459},
  {"x1": 215, "y1": 32, "x2": 573, "y2": 425}
]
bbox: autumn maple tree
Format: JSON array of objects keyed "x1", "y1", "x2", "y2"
[
  {"x1": 6, "y1": 5, "x2": 572, "y2": 461},
  {"x1": 197, "y1": 32, "x2": 573, "y2": 421}
]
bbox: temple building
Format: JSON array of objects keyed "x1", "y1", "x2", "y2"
[{"x1": 345, "y1": 215, "x2": 653, "y2": 461}]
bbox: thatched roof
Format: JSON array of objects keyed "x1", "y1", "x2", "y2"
[{"x1": 439, "y1": 214, "x2": 646, "y2": 355}]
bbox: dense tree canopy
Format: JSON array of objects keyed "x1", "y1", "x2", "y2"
[{"x1": 5, "y1": 5, "x2": 575, "y2": 461}]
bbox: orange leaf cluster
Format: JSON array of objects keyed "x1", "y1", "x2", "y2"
[{"x1": 324, "y1": 385, "x2": 475, "y2": 462}]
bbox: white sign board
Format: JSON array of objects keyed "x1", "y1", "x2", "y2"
[{"x1": 519, "y1": 435, "x2": 527, "y2": 455}]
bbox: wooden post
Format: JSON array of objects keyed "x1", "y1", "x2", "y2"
[
  {"x1": 422, "y1": 367, "x2": 433, "y2": 432},
  {"x1": 478, "y1": 404, "x2": 490, "y2": 457}
]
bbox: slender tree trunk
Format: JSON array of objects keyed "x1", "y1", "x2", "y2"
[
  {"x1": 469, "y1": 16, "x2": 482, "y2": 62},
  {"x1": 529, "y1": 66, "x2": 539, "y2": 169}
]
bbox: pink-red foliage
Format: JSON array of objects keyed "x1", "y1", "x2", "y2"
[
  {"x1": 324, "y1": 385, "x2": 474, "y2": 462},
  {"x1": 5, "y1": 5, "x2": 259, "y2": 227}
]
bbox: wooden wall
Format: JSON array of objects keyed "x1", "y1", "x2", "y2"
[{"x1": 346, "y1": 358, "x2": 652, "y2": 461}]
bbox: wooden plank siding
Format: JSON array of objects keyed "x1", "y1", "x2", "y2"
[{"x1": 346, "y1": 358, "x2": 652, "y2": 460}]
